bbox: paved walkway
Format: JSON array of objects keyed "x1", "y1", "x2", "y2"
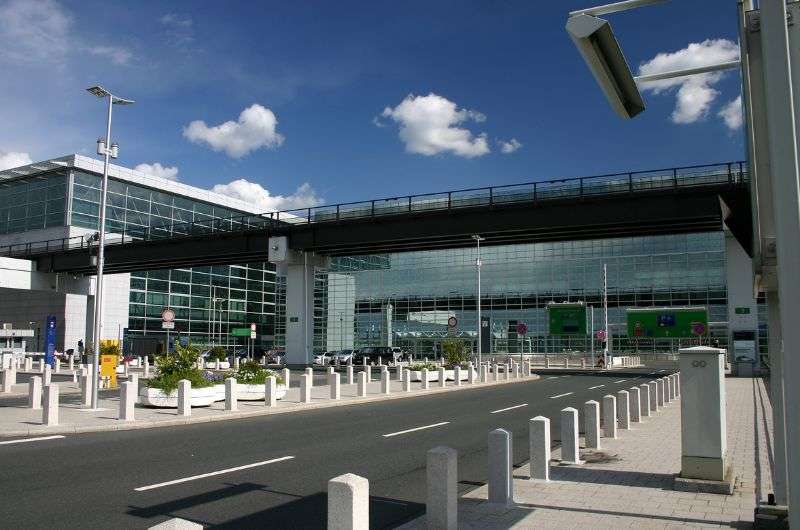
[{"x1": 400, "y1": 377, "x2": 773, "y2": 529}]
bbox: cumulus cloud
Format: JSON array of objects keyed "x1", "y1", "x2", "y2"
[
  {"x1": 498, "y1": 138, "x2": 522, "y2": 154},
  {"x1": 0, "y1": 151, "x2": 33, "y2": 171},
  {"x1": 638, "y1": 39, "x2": 739, "y2": 124},
  {"x1": 134, "y1": 162, "x2": 179, "y2": 181},
  {"x1": 379, "y1": 93, "x2": 491, "y2": 158},
  {"x1": 0, "y1": 0, "x2": 72, "y2": 63},
  {"x1": 718, "y1": 95, "x2": 743, "y2": 131},
  {"x1": 183, "y1": 104, "x2": 285, "y2": 158},
  {"x1": 211, "y1": 179, "x2": 322, "y2": 212},
  {"x1": 87, "y1": 45, "x2": 132, "y2": 65}
]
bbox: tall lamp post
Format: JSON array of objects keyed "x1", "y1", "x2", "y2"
[
  {"x1": 86, "y1": 85, "x2": 134, "y2": 409},
  {"x1": 472, "y1": 234, "x2": 485, "y2": 365}
]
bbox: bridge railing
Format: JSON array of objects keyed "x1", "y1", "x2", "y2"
[{"x1": 0, "y1": 161, "x2": 746, "y2": 259}]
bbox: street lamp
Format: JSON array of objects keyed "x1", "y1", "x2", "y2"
[
  {"x1": 472, "y1": 234, "x2": 485, "y2": 365},
  {"x1": 86, "y1": 85, "x2": 134, "y2": 409}
]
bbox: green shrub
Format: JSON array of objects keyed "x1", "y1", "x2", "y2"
[
  {"x1": 442, "y1": 339, "x2": 470, "y2": 368},
  {"x1": 208, "y1": 346, "x2": 228, "y2": 362},
  {"x1": 233, "y1": 360, "x2": 283, "y2": 385},
  {"x1": 148, "y1": 343, "x2": 215, "y2": 394},
  {"x1": 409, "y1": 362, "x2": 437, "y2": 371}
]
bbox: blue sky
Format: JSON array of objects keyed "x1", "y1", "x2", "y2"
[{"x1": 0, "y1": 0, "x2": 744, "y2": 211}]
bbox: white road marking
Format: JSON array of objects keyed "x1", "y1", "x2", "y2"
[
  {"x1": 134, "y1": 456, "x2": 295, "y2": 492},
  {"x1": 382, "y1": 422, "x2": 450, "y2": 438},
  {"x1": 549, "y1": 392, "x2": 574, "y2": 399},
  {"x1": 614, "y1": 379, "x2": 627, "y2": 383},
  {"x1": 0, "y1": 435, "x2": 65, "y2": 445},
  {"x1": 546, "y1": 376, "x2": 560, "y2": 380},
  {"x1": 588, "y1": 385, "x2": 605, "y2": 389},
  {"x1": 658, "y1": 369, "x2": 666, "y2": 373},
  {"x1": 490, "y1": 404, "x2": 528, "y2": 414}
]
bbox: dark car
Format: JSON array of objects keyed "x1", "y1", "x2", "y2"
[{"x1": 352, "y1": 346, "x2": 395, "y2": 365}]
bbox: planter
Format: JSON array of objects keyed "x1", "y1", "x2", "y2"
[
  {"x1": 139, "y1": 385, "x2": 218, "y2": 408},
  {"x1": 445, "y1": 368, "x2": 473, "y2": 381},
  {"x1": 206, "y1": 361, "x2": 231, "y2": 370},
  {"x1": 237, "y1": 383, "x2": 287, "y2": 401},
  {"x1": 408, "y1": 370, "x2": 439, "y2": 382}
]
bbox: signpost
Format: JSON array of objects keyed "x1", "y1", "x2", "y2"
[
  {"x1": 547, "y1": 303, "x2": 587, "y2": 335},
  {"x1": 161, "y1": 308, "x2": 175, "y2": 353},
  {"x1": 45, "y1": 316, "x2": 56, "y2": 368}
]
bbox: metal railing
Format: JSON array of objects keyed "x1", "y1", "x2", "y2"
[{"x1": 0, "y1": 161, "x2": 747, "y2": 259}]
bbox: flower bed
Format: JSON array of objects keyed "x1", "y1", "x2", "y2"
[{"x1": 139, "y1": 385, "x2": 218, "y2": 407}]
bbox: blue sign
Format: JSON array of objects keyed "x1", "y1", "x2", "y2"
[{"x1": 45, "y1": 316, "x2": 57, "y2": 367}]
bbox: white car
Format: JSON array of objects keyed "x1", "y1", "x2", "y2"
[{"x1": 313, "y1": 353, "x2": 330, "y2": 366}]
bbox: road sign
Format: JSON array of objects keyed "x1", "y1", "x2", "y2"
[
  {"x1": 626, "y1": 307, "x2": 708, "y2": 338},
  {"x1": 516, "y1": 322, "x2": 528, "y2": 335},
  {"x1": 250, "y1": 323, "x2": 257, "y2": 339},
  {"x1": 161, "y1": 308, "x2": 175, "y2": 322},
  {"x1": 231, "y1": 327, "x2": 252, "y2": 337},
  {"x1": 547, "y1": 302, "x2": 587, "y2": 335},
  {"x1": 447, "y1": 316, "x2": 458, "y2": 328},
  {"x1": 161, "y1": 321, "x2": 175, "y2": 330},
  {"x1": 595, "y1": 329, "x2": 607, "y2": 341}
]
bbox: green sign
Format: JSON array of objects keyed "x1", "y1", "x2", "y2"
[
  {"x1": 734, "y1": 307, "x2": 751, "y2": 315},
  {"x1": 547, "y1": 303, "x2": 587, "y2": 335},
  {"x1": 230, "y1": 327, "x2": 251, "y2": 337},
  {"x1": 626, "y1": 307, "x2": 708, "y2": 338}
]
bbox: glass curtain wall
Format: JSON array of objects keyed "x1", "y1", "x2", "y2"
[{"x1": 0, "y1": 171, "x2": 67, "y2": 235}]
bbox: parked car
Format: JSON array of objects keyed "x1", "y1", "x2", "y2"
[
  {"x1": 390, "y1": 346, "x2": 409, "y2": 362},
  {"x1": 313, "y1": 352, "x2": 331, "y2": 366},
  {"x1": 263, "y1": 349, "x2": 285, "y2": 365},
  {"x1": 334, "y1": 349, "x2": 356, "y2": 364},
  {"x1": 353, "y1": 346, "x2": 395, "y2": 365}
]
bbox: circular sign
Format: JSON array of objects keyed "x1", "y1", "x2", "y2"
[
  {"x1": 161, "y1": 308, "x2": 175, "y2": 323},
  {"x1": 516, "y1": 322, "x2": 528, "y2": 335},
  {"x1": 447, "y1": 316, "x2": 458, "y2": 328},
  {"x1": 595, "y1": 329, "x2": 606, "y2": 340},
  {"x1": 691, "y1": 322, "x2": 707, "y2": 336}
]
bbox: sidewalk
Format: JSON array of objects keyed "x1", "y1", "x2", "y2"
[
  {"x1": 0, "y1": 372, "x2": 539, "y2": 438},
  {"x1": 400, "y1": 377, "x2": 773, "y2": 529}
]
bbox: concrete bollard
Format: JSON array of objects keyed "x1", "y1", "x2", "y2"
[
  {"x1": 656, "y1": 379, "x2": 665, "y2": 407},
  {"x1": 427, "y1": 446, "x2": 458, "y2": 530},
  {"x1": 564, "y1": 357, "x2": 568, "y2": 368},
  {"x1": 396, "y1": 366, "x2": 403, "y2": 381},
  {"x1": 328, "y1": 473, "x2": 369, "y2": 530},
  {"x1": 305, "y1": 367, "x2": 314, "y2": 380},
  {"x1": 129, "y1": 373, "x2": 139, "y2": 393},
  {"x1": 581, "y1": 358, "x2": 587, "y2": 369},
  {"x1": 119, "y1": 381, "x2": 136, "y2": 421},
  {"x1": 617, "y1": 390, "x2": 630, "y2": 430},
  {"x1": 225, "y1": 377, "x2": 238, "y2": 411},
  {"x1": 504, "y1": 363, "x2": 511, "y2": 381},
  {"x1": 529, "y1": 416, "x2": 550, "y2": 481},
  {"x1": 561, "y1": 407, "x2": 581, "y2": 464},
  {"x1": 629, "y1": 386, "x2": 641, "y2": 423},
  {"x1": 467, "y1": 363, "x2": 476, "y2": 384},
  {"x1": 648, "y1": 381, "x2": 659, "y2": 412},
  {"x1": 663, "y1": 377, "x2": 671, "y2": 404},
  {"x1": 301, "y1": 373, "x2": 312, "y2": 403},
  {"x1": 234, "y1": 357, "x2": 240, "y2": 371},
  {"x1": 25, "y1": 357, "x2": 32, "y2": 371},
  {"x1": 488, "y1": 428, "x2": 513, "y2": 506},
  {"x1": 330, "y1": 372, "x2": 341, "y2": 400},
  {"x1": 81, "y1": 365, "x2": 93, "y2": 407},
  {"x1": 584, "y1": 400, "x2": 601, "y2": 449},
  {"x1": 55, "y1": 358, "x2": 61, "y2": 373},
  {"x1": 265, "y1": 376, "x2": 278, "y2": 407},
  {"x1": 358, "y1": 371, "x2": 368, "y2": 397},
  {"x1": 178, "y1": 379, "x2": 191, "y2": 416},
  {"x1": 439, "y1": 366, "x2": 446, "y2": 388},
  {"x1": 29, "y1": 376, "x2": 42, "y2": 409},
  {"x1": 40, "y1": 359, "x2": 46, "y2": 372},
  {"x1": 640, "y1": 383, "x2": 651, "y2": 417},
  {"x1": 493, "y1": 363, "x2": 499, "y2": 382},
  {"x1": 347, "y1": 365, "x2": 354, "y2": 385},
  {"x1": 43, "y1": 384, "x2": 59, "y2": 426},
  {"x1": 328, "y1": 366, "x2": 335, "y2": 376},
  {"x1": 453, "y1": 366, "x2": 462, "y2": 386},
  {"x1": 667, "y1": 375, "x2": 674, "y2": 401},
  {"x1": 123, "y1": 362, "x2": 129, "y2": 377},
  {"x1": 365, "y1": 365, "x2": 371, "y2": 383},
  {"x1": 143, "y1": 358, "x2": 150, "y2": 378},
  {"x1": 2, "y1": 368, "x2": 16, "y2": 393},
  {"x1": 675, "y1": 372, "x2": 681, "y2": 397},
  {"x1": 43, "y1": 364, "x2": 52, "y2": 386},
  {"x1": 421, "y1": 368, "x2": 430, "y2": 390},
  {"x1": 282, "y1": 368, "x2": 291, "y2": 388},
  {"x1": 480, "y1": 364, "x2": 488, "y2": 383},
  {"x1": 403, "y1": 370, "x2": 411, "y2": 392},
  {"x1": 602, "y1": 395, "x2": 617, "y2": 439},
  {"x1": 380, "y1": 369, "x2": 391, "y2": 395},
  {"x1": 545, "y1": 357, "x2": 550, "y2": 368}
]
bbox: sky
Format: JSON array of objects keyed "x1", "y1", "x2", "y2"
[{"x1": 0, "y1": 0, "x2": 745, "y2": 212}]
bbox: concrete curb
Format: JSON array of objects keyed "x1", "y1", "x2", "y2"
[{"x1": 0, "y1": 374, "x2": 540, "y2": 439}]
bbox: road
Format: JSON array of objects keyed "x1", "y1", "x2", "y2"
[{"x1": 1, "y1": 371, "x2": 671, "y2": 529}]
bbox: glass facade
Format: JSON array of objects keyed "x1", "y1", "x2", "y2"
[{"x1": 0, "y1": 171, "x2": 66, "y2": 234}]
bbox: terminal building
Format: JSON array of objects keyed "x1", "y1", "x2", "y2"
[{"x1": 0, "y1": 155, "x2": 764, "y2": 361}]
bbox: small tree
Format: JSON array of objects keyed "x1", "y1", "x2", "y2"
[
  {"x1": 208, "y1": 346, "x2": 228, "y2": 362},
  {"x1": 441, "y1": 339, "x2": 470, "y2": 368}
]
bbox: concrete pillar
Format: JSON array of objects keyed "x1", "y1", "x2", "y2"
[
  {"x1": 766, "y1": 294, "x2": 788, "y2": 505},
  {"x1": 545, "y1": 356, "x2": 550, "y2": 368},
  {"x1": 487, "y1": 428, "x2": 513, "y2": 506},
  {"x1": 143, "y1": 358, "x2": 150, "y2": 378},
  {"x1": 529, "y1": 416, "x2": 550, "y2": 481},
  {"x1": 177, "y1": 380, "x2": 191, "y2": 416},
  {"x1": 396, "y1": 366, "x2": 403, "y2": 381},
  {"x1": 265, "y1": 376, "x2": 277, "y2": 407},
  {"x1": 438, "y1": 367, "x2": 446, "y2": 388},
  {"x1": 129, "y1": 373, "x2": 139, "y2": 392},
  {"x1": 225, "y1": 377, "x2": 238, "y2": 411},
  {"x1": 648, "y1": 381, "x2": 659, "y2": 412},
  {"x1": 301, "y1": 373, "x2": 312, "y2": 403},
  {"x1": 427, "y1": 446, "x2": 457, "y2": 530},
  {"x1": 584, "y1": 400, "x2": 600, "y2": 449},
  {"x1": 234, "y1": 357, "x2": 241, "y2": 371},
  {"x1": 43, "y1": 384, "x2": 58, "y2": 426},
  {"x1": 504, "y1": 363, "x2": 510, "y2": 381},
  {"x1": 675, "y1": 372, "x2": 681, "y2": 397},
  {"x1": 380, "y1": 369, "x2": 391, "y2": 395},
  {"x1": 328, "y1": 366, "x2": 335, "y2": 376},
  {"x1": 656, "y1": 379, "x2": 665, "y2": 407},
  {"x1": 28, "y1": 375, "x2": 42, "y2": 409},
  {"x1": 40, "y1": 359, "x2": 46, "y2": 372},
  {"x1": 421, "y1": 368, "x2": 430, "y2": 390},
  {"x1": 55, "y1": 358, "x2": 61, "y2": 373},
  {"x1": 563, "y1": 357, "x2": 568, "y2": 368},
  {"x1": 365, "y1": 365, "x2": 371, "y2": 383},
  {"x1": 2, "y1": 368, "x2": 16, "y2": 393},
  {"x1": 493, "y1": 363, "x2": 499, "y2": 382},
  {"x1": 403, "y1": 370, "x2": 411, "y2": 392},
  {"x1": 346, "y1": 365, "x2": 354, "y2": 385},
  {"x1": 467, "y1": 363, "x2": 476, "y2": 384},
  {"x1": 617, "y1": 390, "x2": 630, "y2": 430},
  {"x1": 305, "y1": 367, "x2": 314, "y2": 380},
  {"x1": 43, "y1": 364, "x2": 51, "y2": 386},
  {"x1": 119, "y1": 381, "x2": 135, "y2": 421},
  {"x1": 560, "y1": 407, "x2": 581, "y2": 464},
  {"x1": 328, "y1": 473, "x2": 369, "y2": 530},
  {"x1": 581, "y1": 358, "x2": 586, "y2": 369},
  {"x1": 666, "y1": 376, "x2": 674, "y2": 401},
  {"x1": 330, "y1": 373, "x2": 341, "y2": 400},
  {"x1": 602, "y1": 395, "x2": 617, "y2": 439},
  {"x1": 282, "y1": 368, "x2": 290, "y2": 388},
  {"x1": 454, "y1": 366, "x2": 462, "y2": 386},
  {"x1": 81, "y1": 365, "x2": 93, "y2": 407},
  {"x1": 629, "y1": 386, "x2": 641, "y2": 423},
  {"x1": 24, "y1": 357, "x2": 32, "y2": 371},
  {"x1": 357, "y1": 371, "x2": 367, "y2": 397},
  {"x1": 68, "y1": 355, "x2": 74, "y2": 371}
]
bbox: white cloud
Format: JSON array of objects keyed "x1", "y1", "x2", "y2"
[
  {"x1": 134, "y1": 162, "x2": 179, "y2": 181},
  {"x1": 0, "y1": 0, "x2": 72, "y2": 63},
  {"x1": 498, "y1": 138, "x2": 522, "y2": 154},
  {"x1": 183, "y1": 104, "x2": 285, "y2": 158},
  {"x1": 380, "y1": 93, "x2": 491, "y2": 158},
  {"x1": 638, "y1": 39, "x2": 739, "y2": 124},
  {"x1": 0, "y1": 151, "x2": 33, "y2": 171},
  {"x1": 87, "y1": 45, "x2": 132, "y2": 65},
  {"x1": 211, "y1": 179, "x2": 322, "y2": 212},
  {"x1": 718, "y1": 95, "x2": 743, "y2": 131},
  {"x1": 160, "y1": 13, "x2": 194, "y2": 46}
]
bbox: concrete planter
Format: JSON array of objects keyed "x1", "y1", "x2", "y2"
[
  {"x1": 237, "y1": 383, "x2": 287, "y2": 401},
  {"x1": 139, "y1": 385, "x2": 218, "y2": 408},
  {"x1": 408, "y1": 370, "x2": 439, "y2": 382},
  {"x1": 445, "y1": 368, "x2": 473, "y2": 381},
  {"x1": 207, "y1": 361, "x2": 231, "y2": 370}
]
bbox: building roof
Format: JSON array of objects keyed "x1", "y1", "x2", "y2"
[{"x1": 0, "y1": 154, "x2": 263, "y2": 215}]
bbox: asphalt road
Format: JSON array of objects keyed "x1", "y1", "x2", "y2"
[{"x1": 1, "y1": 370, "x2": 673, "y2": 529}]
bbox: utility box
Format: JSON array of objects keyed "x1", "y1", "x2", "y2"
[{"x1": 268, "y1": 236, "x2": 289, "y2": 263}]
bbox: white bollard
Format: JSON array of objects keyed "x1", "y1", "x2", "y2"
[
  {"x1": 365, "y1": 365, "x2": 371, "y2": 383},
  {"x1": 640, "y1": 383, "x2": 651, "y2": 417},
  {"x1": 2, "y1": 368, "x2": 16, "y2": 393},
  {"x1": 178, "y1": 379, "x2": 191, "y2": 416},
  {"x1": 617, "y1": 390, "x2": 630, "y2": 430},
  {"x1": 581, "y1": 358, "x2": 587, "y2": 369},
  {"x1": 55, "y1": 358, "x2": 61, "y2": 373},
  {"x1": 663, "y1": 377, "x2": 671, "y2": 404},
  {"x1": 467, "y1": 363, "x2": 476, "y2": 384},
  {"x1": 357, "y1": 371, "x2": 368, "y2": 397},
  {"x1": 656, "y1": 379, "x2": 665, "y2": 407},
  {"x1": 427, "y1": 446, "x2": 458, "y2": 530},
  {"x1": 396, "y1": 366, "x2": 403, "y2": 381},
  {"x1": 649, "y1": 381, "x2": 659, "y2": 412},
  {"x1": 403, "y1": 370, "x2": 411, "y2": 392},
  {"x1": 529, "y1": 416, "x2": 550, "y2": 481},
  {"x1": 347, "y1": 365, "x2": 354, "y2": 385},
  {"x1": 584, "y1": 400, "x2": 601, "y2": 449},
  {"x1": 439, "y1": 366, "x2": 446, "y2": 388},
  {"x1": 143, "y1": 358, "x2": 150, "y2": 378},
  {"x1": 305, "y1": 367, "x2": 314, "y2": 380},
  {"x1": 487, "y1": 428, "x2": 513, "y2": 506},
  {"x1": 629, "y1": 386, "x2": 641, "y2": 423},
  {"x1": 234, "y1": 356, "x2": 240, "y2": 371},
  {"x1": 675, "y1": 372, "x2": 681, "y2": 397},
  {"x1": 602, "y1": 395, "x2": 617, "y2": 438},
  {"x1": 301, "y1": 373, "x2": 312, "y2": 403},
  {"x1": 421, "y1": 368, "x2": 430, "y2": 390},
  {"x1": 81, "y1": 365, "x2": 93, "y2": 407},
  {"x1": 265, "y1": 376, "x2": 277, "y2": 407},
  {"x1": 119, "y1": 381, "x2": 136, "y2": 421},
  {"x1": 330, "y1": 372, "x2": 341, "y2": 400},
  {"x1": 43, "y1": 383, "x2": 59, "y2": 426},
  {"x1": 282, "y1": 368, "x2": 291, "y2": 388},
  {"x1": 40, "y1": 359, "x2": 46, "y2": 372},
  {"x1": 561, "y1": 407, "x2": 581, "y2": 464},
  {"x1": 225, "y1": 377, "x2": 238, "y2": 411},
  {"x1": 328, "y1": 473, "x2": 369, "y2": 530},
  {"x1": 493, "y1": 363, "x2": 499, "y2": 382},
  {"x1": 25, "y1": 357, "x2": 32, "y2": 371},
  {"x1": 480, "y1": 364, "x2": 488, "y2": 383},
  {"x1": 123, "y1": 361, "x2": 129, "y2": 377},
  {"x1": 667, "y1": 375, "x2": 674, "y2": 401},
  {"x1": 380, "y1": 369, "x2": 391, "y2": 395},
  {"x1": 545, "y1": 356, "x2": 550, "y2": 368},
  {"x1": 564, "y1": 357, "x2": 568, "y2": 368},
  {"x1": 454, "y1": 366, "x2": 462, "y2": 386},
  {"x1": 504, "y1": 363, "x2": 510, "y2": 381},
  {"x1": 29, "y1": 376, "x2": 42, "y2": 409},
  {"x1": 43, "y1": 364, "x2": 52, "y2": 386},
  {"x1": 328, "y1": 366, "x2": 335, "y2": 376},
  {"x1": 129, "y1": 373, "x2": 139, "y2": 392}
]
